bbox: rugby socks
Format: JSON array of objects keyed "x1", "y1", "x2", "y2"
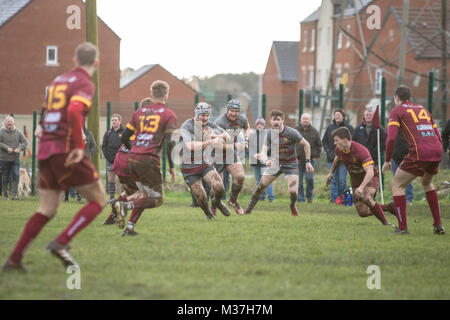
[
  {"x1": 230, "y1": 182, "x2": 243, "y2": 202},
  {"x1": 128, "y1": 208, "x2": 144, "y2": 225},
  {"x1": 57, "y1": 202, "x2": 103, "y2": 246},
  {"x1": 393, "y1": 195, "x2": 408, "y2": 230},
  {"x1": 425, "y1": 190, "x2": 442, "y2": 227},
  {"x1": 8, "y1": 212, "x2": 49, "y2": 264},
  {"x1": 370, "y1": 203, "x2": 389, "y2": 225},
  {"x1": 108, "y1": 182, "x2": 116, "y2": 200}
]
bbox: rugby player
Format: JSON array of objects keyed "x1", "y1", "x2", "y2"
[
  {"x1": 3, "y1": 42, "x2": 107, "y2": 271},
  {"x1": 382, "y1": 86, "x2": 445, "y2": 235}
]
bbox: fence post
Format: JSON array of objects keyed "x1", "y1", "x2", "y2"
[
  {"x1": 380, "y1": 77, "x2": 386, "y2": 190},
  {"x1": 195, "y1": 93, "x2": 199, "y2": 105},
  {"x1": 298, "y1": 89, "x2": 304, "y2": 125},
  {"x1": 134, "y1": 101, "x2": 139, "y2": 111},
  {"x1": 339, "y1": 84, "x2": 344, "y2": 109},
  {"x1": 31, "y1": 110, "x2": 37, "y2": 195},
  {"x1": 428, "y1": 71, "x2": 434, "y2": 114},
  {"x1": 105, "y1": 102, "x2": 111, "y2": 193},
  {"x1": 262, "y1": 94, "x2": 266, "y2": 120}
]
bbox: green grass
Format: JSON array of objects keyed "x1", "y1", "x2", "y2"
[{"x1": 0, "y1": 192, "x2": 449, "y2": 300}]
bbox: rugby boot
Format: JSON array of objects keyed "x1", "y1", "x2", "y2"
[
  {"x1": 47, "y1": 240, "x2": 79, "y2": 269},
  {"x1": 122, "y1": 229, "x2": 139, "y2": 236},
  {"x1": 290, "y1": 204, "x2": 299, "y2": 216},
  {"x1": 228, "y1": 198, "x2": 244, "y2": 215},
  {"x1": 391, "y1": 227, "x2": 409, "y2": 235},
  {"x1": 2, "y1": 260, "x2": 27, "y2": 273},
  {"x1": 205, "y1": 212, "x2": 215, "y2": 221},
  {"x1": 434, "y1": 224, "x2": 445, "y2": 235},
  {"x1": 103, "y1": 211, "x2": 116, "y2": 225},
  {"x1": 114, "y1": 202, "x2": 130, "y2": 229},
  {"x1": 381, "y1": 202, "x2": 396, "y2": 216}
]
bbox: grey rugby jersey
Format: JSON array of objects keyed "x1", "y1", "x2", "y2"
[{"x1": 265, "y1": 125, "x2": 303, "y2": 164}]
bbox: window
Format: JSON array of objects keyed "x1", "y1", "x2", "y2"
[
  {"x1": 309, "y1": 68, "x2": 314, "y2": 89},
  {"x1": 335, "y1": 65, "x2": 342, "y2": 89},
  {"x1": 346, "y1": 25, "x2": 351, "y2": 48},
  {"x1": 310, "y1": 29, "x2": 315, "y2": 51},
  {"x1": 375, "y1": 68, "x2": 383, "y2": 94},
  {"x1": 337, "y1": 30, "x2": 343, "y2": 49},
  {"x1": 303, "y1": 30, "x2": 308, "y2": 52},
  {"x1": 46, "y1": 46, "x2": 58, "y2": 66},
  {"x1": 432, "y1": 69, "x2": 439, "y2": 91}
]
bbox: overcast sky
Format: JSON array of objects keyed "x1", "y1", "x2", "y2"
[{"x1": 96, "y1": 0, "x2": 322, "y2": 79}]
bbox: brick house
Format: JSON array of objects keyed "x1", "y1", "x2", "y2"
[
  {"x1": 0, "y1": 0, "x2": 120, "y2": 117},
  {"x1": 262, "y1": 41, "x2": 299, "y2": 127},
  {"x1": 298, "y1": 0, "x2": 449, "y2": 128},
  {"x1": 119, "y1": 64, "x2": 198, "y2": 125}
]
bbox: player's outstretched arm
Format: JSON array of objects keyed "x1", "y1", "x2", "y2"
[
  {"x1": 326, "y1": 156, "x2": 341, "y2": 185},
  {"x1": 299, "y1": 138, "x2": 314, "y2": 173}
]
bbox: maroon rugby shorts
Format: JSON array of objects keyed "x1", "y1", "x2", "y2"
[
  {"x1": 39, "y1": 153, "x2": 99, "y2": 191},
  {"x1": 399, "y1": 158, "x2": 440, "y2": 177}
]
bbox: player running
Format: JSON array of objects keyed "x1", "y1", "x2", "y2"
[
  {"x1": 180, "y1": 102, "x2": 231, "y2": 220},
  {"x1": 382, "y1": 86, "x2": 445, "y2": 235},
  {"x1": 102, "y1": 142, "x2": 141, "y2": 227},
  {"x1": 326, "y1": 127, "x2": 392, "y2": 226},
  {"x1": 213, "y1": 99, "x2": 250, "y2": 215},
  {"x1": 3, "y1": 42, "x2": 107, "y2": 271},
  {"x1": 245, "y1": 110, "x2": 313, "y2": 216},
  {"x1": 114, "y1": 81, "x2": 176, "y2": 236}
]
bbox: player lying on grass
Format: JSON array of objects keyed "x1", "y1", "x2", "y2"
[
  {"x1": 180, "y1": 102, "x2": 232, "y2": 220},
  {"x1": 212, "y1": 99, "x2": 250, "y2": 215},
  {"x1": 114, "y1": 81, "x2": 176, "y2": 235},
  {"x1": 245, "y1": 110, "x2": 313, "y2": 216},
  {"x1": 382, "y1": 85, "x2": 445, "y2": 235},
  {"x1": 327, "y1": 127, "x2": 392, "y2": 226},
  {"x1": 3, "y1": 42, "x2": 107, "y2": 272}
]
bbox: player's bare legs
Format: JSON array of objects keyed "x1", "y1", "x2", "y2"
[
  {"x1": 190, "y1": 179, "x2": 214, "y2": 220},
  {"x1": 245, "y1": 174, "x2": 277, "y2": 214},
  {"x1": 4, "y1": 189, "x2": 63, "y2": 271},
  {"x1": 286, "y1": 174, "x2": 300, "y2": 216},
  {"x1": 203, "y1": 170, "x2": 229, "y2": 216},
  {"x1": 225, "y1": 162, "x2": 245, "y2": 215},
  {"x1": 354, "y1": 186, "x2": 391, "y2": 226},
  {"x1": 391, "y1": 168, "x2": 416, "y2": 232},
  {"x1": 421, "y1": 172, "x2": 445, "y2": 234}
]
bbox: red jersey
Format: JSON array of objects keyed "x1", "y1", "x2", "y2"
[
  {"x1": 386, "y1": 102, "x2": 442, "y2": 162},
  {"x1": 38, "y1": 67, "x2": 94, "y2": 160},
  {"x1": 335, "y1": 141, "x2": 378, "y2": 178},
  {"x1": 126, "y1": 102, "x2": 176, "y2": 159}
]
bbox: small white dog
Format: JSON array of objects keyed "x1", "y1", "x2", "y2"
[{"x1": 18, "y1": 168, "x2": 32, "y2": 197}]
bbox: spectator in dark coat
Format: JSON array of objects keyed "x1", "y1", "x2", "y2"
[
  {"x1": 322, "y1": 109, "x2": 354, "y2": 202},
  {"x1": 102, "y1": 114, "x2": 125, "y2": 200},
  {"x1": 352, "y1": 108, "x2": 386, "y2": 166},
  {"x1": 443, "y1": 119, "x2": 450, "y2": 168},
  {"x1": 391, "y1": 131, "x2": 414, "y2": 204},
  {"x1": 295, "y1": 113, "x2": 321, "y2": 203}
]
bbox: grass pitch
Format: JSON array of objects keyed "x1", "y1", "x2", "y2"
[{"x1": 0, "y1": 193, "x2": 449, "y2": 300}]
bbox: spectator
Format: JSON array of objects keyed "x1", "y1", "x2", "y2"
[
  {"x1": 322, "y1": 109, "x2": 354, "y2": 203},
  {"x1": 443, "y1": 119, "x2": 450, "y2": 168},
  {"x1": 352, "y1": 108, "x2": 386, "y2": 166},
  {"x1": 391, "y1": 131, "x2": 414, "y2": 205},
  {"x1": 249, "y1": 118, "x2": 274, "y2": 202},
  {"x1": 102, "y1": 114, "x2": 125, "y2": 200},
  {"x1": 295, "y1": 113, "x2": 321, "y2": 203},
  {"x1": 0, "y1": 116, "x2": 28, "y2": 200}
]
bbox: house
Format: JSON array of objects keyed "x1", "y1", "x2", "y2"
[
  {"x1": 0, "y1": 0, "x2": 120, "y2": 117},
  {"x1": 298, "y1": 0, "x2": 449, "y2": 127},
  {"x1": 262, "y1": 41, "x2": 299, "y2": 127},
  {"x1": 118, "y1": 64, "x2": 198, "y2": 125}
]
